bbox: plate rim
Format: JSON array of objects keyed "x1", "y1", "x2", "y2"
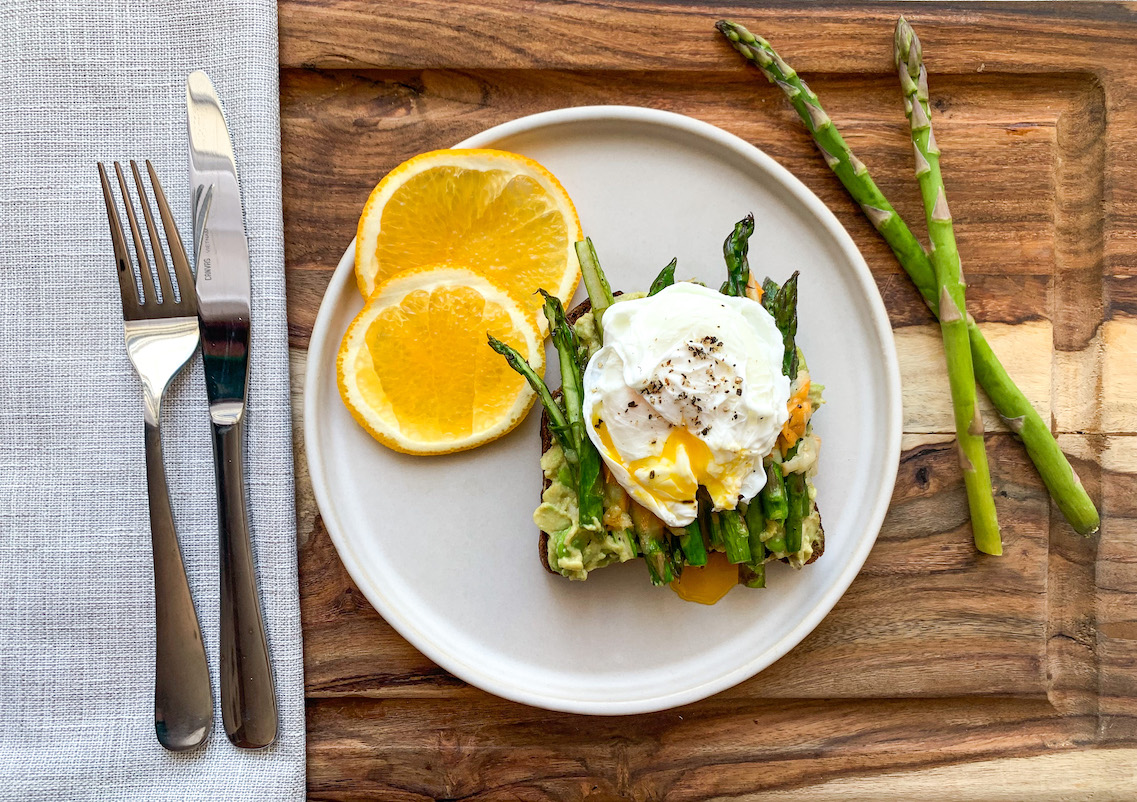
[{"x1": 303, "y1": 104, "x2": 902, "y2": 714}]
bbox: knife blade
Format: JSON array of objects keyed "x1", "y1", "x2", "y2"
[{"x1": 187, "y1": 69, "x2": 278, "y2": 750}]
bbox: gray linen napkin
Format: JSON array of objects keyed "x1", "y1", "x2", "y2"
[{"x1": 0, "y1": 1, "x2": 304, "y2": 798}]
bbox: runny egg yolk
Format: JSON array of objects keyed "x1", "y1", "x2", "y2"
[
  {"x1": 593, "y1": 419, "x2": 743, "y2": 510},
  {"x1": 670, "y1": 551, "x2": 739, "y2": 605}
]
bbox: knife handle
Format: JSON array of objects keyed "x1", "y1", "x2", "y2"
[{"x1": 212, "y1": 417, "x2": 278, "y2": 749}]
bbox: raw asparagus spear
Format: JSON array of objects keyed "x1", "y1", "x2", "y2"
[
  {"x1": 895, "y1": 18, "x2": 1000, "y2": 555},
  {"x1": 649, "y1": 258, "x2": 678, "y2": 296},
  {"x1": 716, "y1": 19, "x2": 931, "y2": 302},
  {"x1": 716, "y1": 19, "x2": 1099, "y2": 536}
]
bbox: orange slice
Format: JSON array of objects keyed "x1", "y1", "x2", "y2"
[
  {"x1": 355, "y1": 149, "x2": 581, "y2": 328},
  {"x1": 337, "y1": 266, "x2": 543, "y2": 455}
]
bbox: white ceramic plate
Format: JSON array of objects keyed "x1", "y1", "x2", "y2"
[{"x1": 304, "y1": 106, "x2": 901, "y2": 715}]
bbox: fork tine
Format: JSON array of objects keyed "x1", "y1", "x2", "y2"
[
  {"x1": 146, "y1": 160, "x2": 197, "y2": 315},
  {"x1": 114, "y1": 161, "x2": 158, "y2": 306},
  {"x1": 98, "y1": 162, "x2": 141, "y2": 317},
  {"x1": 130, "y1": 160, "x2": 175, "y2": 305}
]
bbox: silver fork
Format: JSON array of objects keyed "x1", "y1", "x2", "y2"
[{"x1": 98, "y1": 160, "x2": 213, "y2": 752}]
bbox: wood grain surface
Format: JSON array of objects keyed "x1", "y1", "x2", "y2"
[{"x1": 279, "y1": 2, "x2": 1137, "y2": 798}]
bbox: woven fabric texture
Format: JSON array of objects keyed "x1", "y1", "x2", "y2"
[{"x1": 0, "y1": 1, "x2": 304, "y2": 798}]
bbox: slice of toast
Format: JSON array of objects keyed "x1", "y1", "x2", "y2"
[{"x1": 536, "y1": 294, "x2": 823, "y2": 575}]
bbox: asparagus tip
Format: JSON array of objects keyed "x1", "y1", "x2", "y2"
[
  {"x1": 894, "y1": 16, "x2": 921, "y2": 74},
  {"x1": 716, "y1": 19, "x2": 759, "y2": 47}
]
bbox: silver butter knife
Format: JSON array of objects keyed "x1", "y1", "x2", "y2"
[{"x1": 187, "y1": 70, "x2": 278, "y2": 749}]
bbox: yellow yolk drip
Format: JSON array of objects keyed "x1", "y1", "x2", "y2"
[
  {"x1": 594, "y1": 421, "x2": 744, "y2": 509},
  {"x1": 670, "y1": 551, "x2": 739, "y2": 605},
  {"x1": 629, "y1": 427, "x2": 711, "y2": 502}
]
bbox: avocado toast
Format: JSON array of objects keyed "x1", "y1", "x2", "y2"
[{"x1": 490, "y1": 215, "x2": 824, "y2": 599}]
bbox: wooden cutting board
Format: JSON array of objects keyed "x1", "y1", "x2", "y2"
[{"x1": 280, "y1": 2, "x2": 1137, "y2": 798}]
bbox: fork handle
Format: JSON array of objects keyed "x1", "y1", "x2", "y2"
[
  {"x1": 144, "y1": 420, "x2": 212, "y2": 751},
  {"x1": 213, "y1": 418, "x2": 278, "y2": 749}
]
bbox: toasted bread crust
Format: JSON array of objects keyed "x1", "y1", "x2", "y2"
[
  {"x1": 536, "y1": 293, "x2": 823, "y2": 575},
  {"x1": 792, "y1": 506, "x2": 824, "y2": 565},
  {"x1": 538, "y1": 400, "x2": 554, "y2": 573},
  {"x1": 806, "y1": 509, "x2": 825, "y2": 564}
]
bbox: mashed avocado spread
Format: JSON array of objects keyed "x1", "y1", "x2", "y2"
[{"x1": 535, "y1": 303, "x2": 640, "y2": 579}]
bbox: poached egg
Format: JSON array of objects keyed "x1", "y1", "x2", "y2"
[{"x1": 582, "y1": 282, "x2": 790, "y2": 527}]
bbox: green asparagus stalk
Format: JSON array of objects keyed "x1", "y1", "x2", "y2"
[
  {"x1": 649, "y1": 258, "x2": 678, "y2": 296},
  {"x1": 695, "y1": 491, "x2": 713, "y2": 550},
  {"x1": 717, "y1": 20, "x2": 932, "y2": 304},
  {"x1": 748, "y1": 519, "x2": 769, "y2": 562},
  {"x1": 784, "y1": 472, "x2": 807, "y2": 554},
  {"x1": 721, "y1": 509, "x2": 752, "y2": 564},
  {"x1": 765, "y1": 530, "x2": 788, "y2": 555},
  {"x1": 717, "y1": 19, "x2": 1099, "y2": 536},
  {"x1": 894, "y1": 18, "x2": 1000, "y2": 555},
  {"x1": 487, "y1": 334, "x2": 575, "y2": 463},
  {"x1": 576, "y1": 237, "x2": 614, "y2": 337},
  {"x1": 631, "y1": 502, "x2": 675, "y2": 585},
  {"x1": 722, "y1": 214, "x2": 755, "y2": 297},
  {"x1": 715, "y1": 216, "x2": 762, "y2": 563},
  {"x1": 740, "y1": 563, "x2": 767, "y2": 588},
  {"x1": 759, "y1": 461, "x2": 790, "y2": 521},
  {"x1": 744, "y1": 495, "x2": 765, "y2": 537},
  {"x1": 540, "y1": 292, "x2": 586, "y2": 440},
  {"x1": 541, "y1": 291, "x2": 605, "y2": 531},
  {"x1": 757, "y1": 273, "x2": 800, "y2": 377},
  {"x1": 678, "y1": 521, "x2": 709, "y2": 566},
  {"x1": 669, "y1": 537, "x2": 686, "y2": 579},
  {"x1": 708, "y1": 510, "x2": 725, "y2": 550},
  {"x1": 760, "y1": 277, "x2": 780, "y2": 316},
  {"x1": 743, "y1": 511, "x2": 769, "y2": 587},
  {"x1": 491, "y1": 300, "x2": 606, "y2": 563},
  {"x1": 773, "y1": 273, "x2": 799, "y2": 378}
]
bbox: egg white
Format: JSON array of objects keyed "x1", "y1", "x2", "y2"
[{"x1": 582, "y1": 282, "x2": 790, "y2": 527}]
